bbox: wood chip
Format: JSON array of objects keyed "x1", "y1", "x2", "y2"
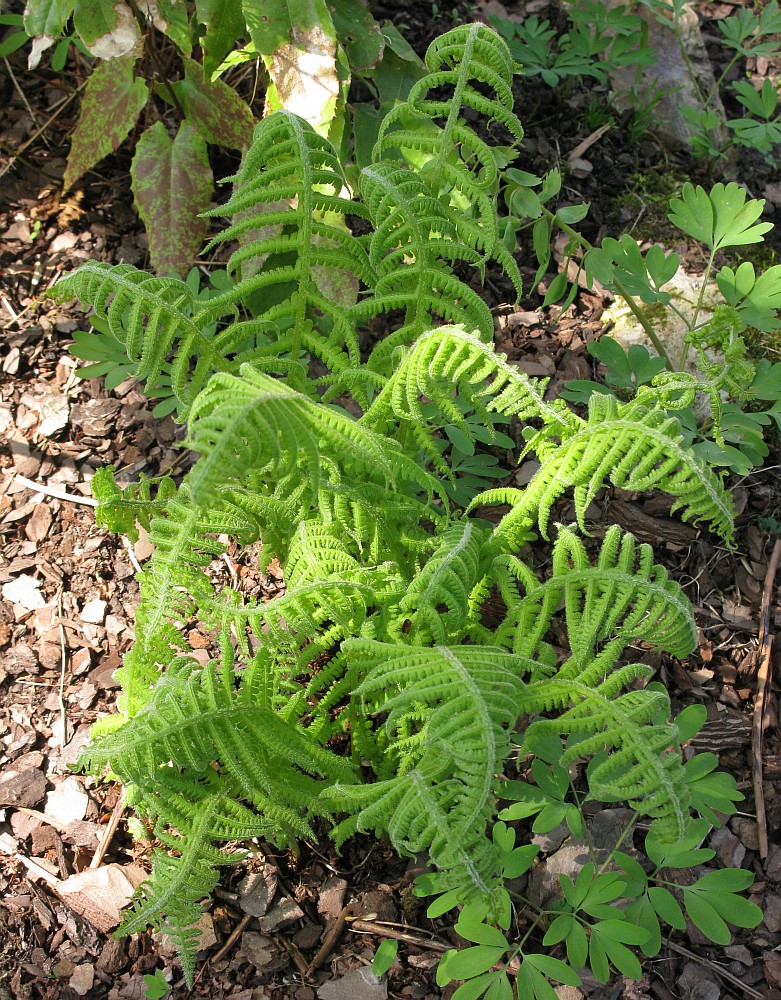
[{"x1": 55, "y1": 863, "x2": 147, "y2": 933}]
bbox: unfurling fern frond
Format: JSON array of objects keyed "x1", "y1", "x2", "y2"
[
  {"x1": 476, "y1": 389, "x2": 735, "y2": 548},
  {"x1": 506, "y1": 526, "x2": 697, "y2": 841},
  {"x1": 391, "y1": 520, "x2": 490, "y2": 643},
  {"x1": 184, "y1": 365, "x2": 443, "y2": 507},
  {"x1": 363, "y1": 326, "x2": 579, "y2": 453},
  {"x1": 202, "y1": 111, "x2": 374, "y2": 375},
  {"x1": 350, "y1": 164, "x2": 497, "y2": 372},
  {"x1": 325, "y1": 640, "x2": 533, "y2": 911},
  {"x1": 375, "y1": 23, "x2": 523, "y2": 228}
]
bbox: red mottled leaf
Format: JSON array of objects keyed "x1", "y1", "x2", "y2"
[
  {"x1": 63, "y1": 56, "x2": 148, "y2": 191},
  {"x1": 172, "y1": 58, "x2": 255, "y2": 149},
  {"x1": 130, "y1": 120, "x2": 213, "y2": 276}
]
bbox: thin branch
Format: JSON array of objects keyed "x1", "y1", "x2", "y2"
[
  {"x1": 14, "y1": 474, "x2": 98, "y2": 507},
  {"x1": 90, "y1": 790, "x2": 126, "y2": 869},
  {"x1": 664, "y1": 939, "x2": 763, "y2": 1000},
  {"x1": 753, "y1": 537, "x2": 781, "y2": 858}
]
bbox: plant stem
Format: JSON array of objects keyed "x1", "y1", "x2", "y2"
[
  {"x1": 126, "y1": 0, "x2": 186, "y2": 120},
  {"x1": 542, "y1": 209, "x2": 675, "y2": 371}
]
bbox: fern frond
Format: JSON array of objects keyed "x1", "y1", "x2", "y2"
[
  {"x1": 91, "y1": 466, "x2": 177, "y2": 542},
  {"x1": 481, "y1": 390, "x2": 735, "y2": 547},
  {"x1": 202, "y1": 111, "x2": 373, "y2": 370},
  {"x1": 50, "y1": 263, "x2": 256, "y2": 414},
  {"x1": 503, "y1": 526, "x2": 696, "y2": 840},
  {"x1": 393, "y1": 520, "x2": 491, "y2": 643},
  {"x1": 375, "y1": 24, "x2": 523, "y2": 217},
  {"x1": 363, "y1": 326, "x2": 579, "y2": 447},
  {"x1": 325, "y1": 640, "x2": 533, "y2": 909},
  {"x1": 184, "y1": 365, "x2": 443, "y2": 508}
]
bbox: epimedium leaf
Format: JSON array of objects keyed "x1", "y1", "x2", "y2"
[
  {"x1": 63, "y1": 55, "x2": 148, "y2": 191},
  {"x1": 155, "y1": 0, "x2": 192, "y2": 55},
  {"x1": 23, "y1": 0, "x2": 74, "y2": 43},
  {"x1": 73, "y1": 0, "x2": 140, "y2": 59},
  {"x1": 172, "y1": 58, "x2": 255, "y2": 149},
  {"x1": 244, "y1": 0, "x2": 340, "y2": 138},
  {"x1": 130, "y1": 120, "x2": 214, "y2": 277},
  {"x1": 196, "y1": 0, "x2": 246, "y2": 79},
  {"x1": 329, "y1": 0, "x2": 383, "y2": 73}
]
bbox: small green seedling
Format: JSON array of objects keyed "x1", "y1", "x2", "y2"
[{"x1": 143, "y1": 969, "x2": 170, "y2": 1000}]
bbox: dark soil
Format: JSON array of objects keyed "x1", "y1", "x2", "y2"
[{"x1": 1, "y1": 2, "x2": 781, "y2": 999}]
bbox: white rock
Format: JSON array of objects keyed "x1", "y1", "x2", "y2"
[
  {"x1": 69, "y1": 964, "x2": 95, "y2": 997},
  {"x1": 2, "y1": 574, "x2": 46, "y2": 611},
  {"x1": 45, "y1": 776, "x2": 88, "y2": 825},
  {"x1": 80, "y1": 598, "x2": 107, "y2": 624}
]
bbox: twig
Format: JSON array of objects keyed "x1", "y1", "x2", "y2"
[
  {"x1": 306, "y1": 902, "x2": 360, "y2": 976},
  {"x1": 90, "y1": 789, "x2": 126, "y2": 869},
  {"x1": 277, "y1": 933, "x2": 310, "y2": 979},
  {"x1": 122, "y1": 536, "x2": 143, "y2": 574},
  {"x1": 192, "y1": 912, "x2": 251, "y2": 987},
  {"x1": 568, "y1": 122, "x2": 611, "y2": 161},
  {"x1": 753, "y1": 537, "x2": 781, "y2": 859},
  {"x1": 3, "y1": 56, "x2": 43, "y2": 133},
  {"x1": 0, "y1": 79, "x2": 87, "y2": 181},
  {"x1": 350, "y1": 918, "x2": 449, "y2": 952},
  {"x1": 664, "y1": 939, "x2": 763, "y2": 1000},
  {"x1": 56, "y1": 588, "x2": 70, "y2": 747},
  {"x1": 13, "y1": 474, "x2": 98, "y2": 507},
  {"x1": 14, "y1": 851, "x2": 62, "y2": 887}
]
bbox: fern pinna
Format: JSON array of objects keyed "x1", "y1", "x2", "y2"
[{"x1": 52, "y1": 22, "x2": 740, "y2": 988}]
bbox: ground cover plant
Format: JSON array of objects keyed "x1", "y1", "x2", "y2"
[{"x1": 46, "y1": 18, "x2": 770, "y2": 998}]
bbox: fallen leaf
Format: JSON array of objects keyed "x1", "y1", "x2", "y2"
[{"x1": 56, "y1": 863, "x2": 147, "y2": 933}]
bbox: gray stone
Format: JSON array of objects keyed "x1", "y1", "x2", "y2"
[
  {"x1": 317, "y1": 967, "x2": 387, "y2": 1000},
  {"x1": 595, "y1": 0, "x2": 728, "y2": 151}
]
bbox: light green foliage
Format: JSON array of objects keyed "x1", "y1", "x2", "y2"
[
  {"x1": 488, "y1": 2, "x2": 652, "y2": 88},
  {"x1": 142, "y1": 969, "x2": 170, "y2": 1000},
  {"x1": 543, "y1": 181, "x2": 781, "y2": 475},
  {"x1": 638, "y1": 0, "x2": 781, "y2": 160},
  {"x1": 51, "y1": 22, "x2": 763, "y2": 995}
]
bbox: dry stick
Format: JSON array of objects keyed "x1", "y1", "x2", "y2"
[
  {"x1": 3, "y1": 56, "x2": 44, "y2": 135},
  {"x1": 305, "y1": 902, "x2": 360, "y2": 977},
  {"x1": 13, "y1": 474, "x2": 98, "y2": 507},
  {"x1": 277, "y1": 933, "x2": 310, "y2": 979},
  {"x1": 0, "y1": 79, "x2": 87, "y2": 182},
  {"x1": 191, "y1": 912, "x2": 252, "y2": 988},
  {"x1": 349, "y1": 918, "x2": 450, "y2": 952},
  {"x1": 665, "y1": 939, "x2": 763, "y2": 1000},
  {"x1": 89, "y1": 789, "x2": 126, "y2": 869},
  {"x1": 56, "y1": 588, "x2": 70, "y2": 747},
  {"x1": 753, "y1": 537, "x2": 781, "y2": 859},
  {"x1": 567, "y1": 122, "x2": 611, "y2": 161}
]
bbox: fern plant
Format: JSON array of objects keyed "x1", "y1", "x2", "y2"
[{"x1": 51, "y1": 23, "x2": 760, "y2": 994}]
